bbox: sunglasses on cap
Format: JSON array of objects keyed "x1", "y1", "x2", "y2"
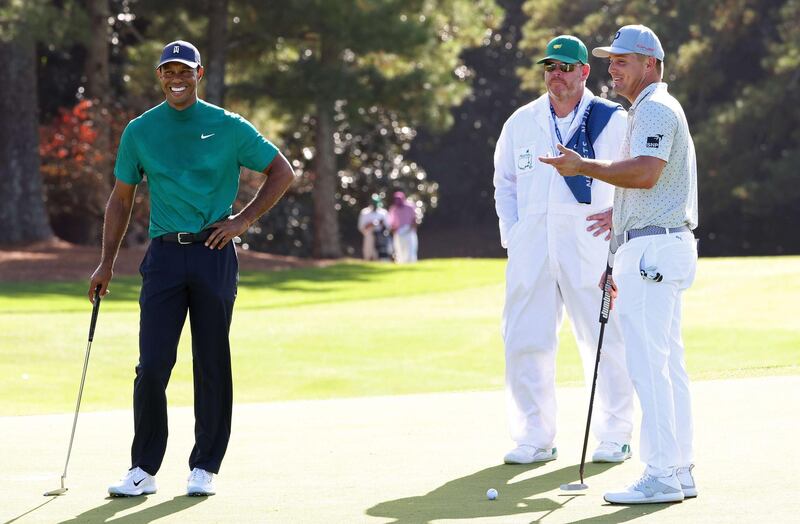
[{"x1": 543, "y1": 62, "x2": 579, "y2": 73}]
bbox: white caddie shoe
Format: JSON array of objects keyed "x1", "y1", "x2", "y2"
[
  {"x1": 503, "y1": 445, "x2": 558, "y2": 464},
  {"x1": 108, "y1": 466, "x2": 157, "y2": 497},
  {"x1": 592, "y1": 441, "x2": 632, "y2": 463},
  {"x1": 187, "y1": 467, "x2": 216, "y2": 496},
  {"x1": 676, "y1": 464, "x2": 698, "y2": 498},
  {"x1": 604, "y1": 470, "x2": 684, "y2": 504}
]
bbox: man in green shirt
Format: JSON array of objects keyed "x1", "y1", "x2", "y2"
[{"x1": 89, "y1": 40, "x2": 295, "y2": 497}]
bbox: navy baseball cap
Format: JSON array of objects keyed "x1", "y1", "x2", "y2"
[{"x1": 156, "y1": 40, "x2": 202, "y2": 69}]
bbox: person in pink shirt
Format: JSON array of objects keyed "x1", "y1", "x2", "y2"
[{"x1": 388, "y1": 191, "x2": 420, "y2": 263}]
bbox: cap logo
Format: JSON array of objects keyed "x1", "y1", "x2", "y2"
[
  {"x1": 173, "y1": 45, "x2": 180, "y2": 54},
  {"x1": 553, "y1": 44, "x2": 562, "y2": 49},
  {"x1": 613, "y1": 31, "x2": 621, "y2": 42}
]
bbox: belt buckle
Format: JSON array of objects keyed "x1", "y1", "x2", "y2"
[{"x1": 177, "y1": 232, "x2": 192, "y2": 245}]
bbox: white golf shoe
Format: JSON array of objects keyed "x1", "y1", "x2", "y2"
[
  {"x1": 503, "y1": 445, "x2": 557, "y2": 464},
  {"x1": 108, "y1": 467, "x2": 157, "y2": 497},
  {"x1": 592, "y1": 441, "x2": 632, "y2": 463},
  {"x1": 187, "y1": 467, "x2": 216, "y2": 496},
  {"x1": 676, "y1": 464, "x2": 698, "y2": 498},
  {"x1": 604, "y1": 470, "x2": 684, "y2": 504}
]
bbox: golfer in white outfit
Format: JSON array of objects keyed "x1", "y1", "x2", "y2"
[
  {"x1": 542, "y1": 25, "x2": 699, "y2": 504},
  {"x1": 493, "y1": 35, "x2": 635, "y2": 466}
]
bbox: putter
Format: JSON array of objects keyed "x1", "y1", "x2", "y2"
[
  {"x1": 44, "y1": 285, "x2": 102, "y2": 497},
  {"x1": 560, "y1": 240, "x2": 617, "y2": 492}
]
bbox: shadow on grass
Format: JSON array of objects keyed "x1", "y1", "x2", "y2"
[
  {"x1": 1, "y1": 262, "x2": 439, "y2": 313},
  {"x1": 56, "y1": 495, "x2": 205, "y2": 523},
  {"x1": 237, "y1": 262, "x2": 424, "y2": 292},
  {"x1": 367, "y1": 462, "x2": 672, "y2": 523},
  {"x1": 2, "y1": 262, "x2": 421, "y2": 298},
  {"x1": 0, "y1": 277, "x2": 143, "y2": 307},
  {"x1": 3, "y1": 497, "x2": 56, "y2": 523}
]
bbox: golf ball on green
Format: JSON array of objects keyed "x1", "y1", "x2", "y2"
[{"x1": 486, "y1": 488, "x2": 498, "y2": 500}]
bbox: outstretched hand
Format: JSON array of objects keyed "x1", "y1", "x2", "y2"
[{"x1": 539, "y1": 143, "x2": 584, "y2": 177}]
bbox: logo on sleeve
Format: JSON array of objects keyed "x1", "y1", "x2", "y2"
[{"x1": 646, "y1": 134, "x2": 663, "y2": 148}]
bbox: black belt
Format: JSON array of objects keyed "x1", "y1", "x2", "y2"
[
  {"x1": 159, "y1": 229, "x2": 214, "y2": 245},
  {"x1": 616, "y1": 225, "x2": 690, "y2": 246}
]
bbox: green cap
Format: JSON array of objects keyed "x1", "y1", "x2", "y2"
[{"x1": 537, "y1": 35, "x2": 588, "y2": 64}]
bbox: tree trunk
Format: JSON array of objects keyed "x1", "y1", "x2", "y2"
[
  {"x1": 312, "y1": 101, "x2": 342, "y2": 258},
  {"x1": 0, "y1": 34, "x2": 54, "y2": 245},
  {"x1": 84, "y1": 0, "x2": 110, "y2": 105},
  {"x1": 205, "y1": 0, "x2": 229, "y2": 106},
  {"x1": 311, "y1": 35, "x2": 342, "y2": 259},
  {"x1": 81, "y1": 0, "x2": 112, "y2": 244}
]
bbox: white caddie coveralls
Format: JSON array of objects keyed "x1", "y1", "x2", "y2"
[
  {"x1": 612, "y1": 82, "x2": 699, "y2": 477},
  {"x1": 358, "y1": 206, "x2": 389, "y2": 261},
  {"x1": 493, "y1": 88, "x2": 634, "y2": 449}
]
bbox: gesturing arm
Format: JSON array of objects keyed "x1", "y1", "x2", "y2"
[{"x1": 540, "y1": 143, "x2": 667, "y2": 189}]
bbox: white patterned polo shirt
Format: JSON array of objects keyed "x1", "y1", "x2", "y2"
[{"x1": 612, "y1": 82, "x2": 698, "y2": 234}]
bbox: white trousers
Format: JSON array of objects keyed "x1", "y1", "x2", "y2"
[
  {"x1": 614, "y1": 231, "x2": 697, "y2": 476},
  {"x1": 394, "y1": 228, "x2": 418, "y2": 264},
  {"x1": 362, "y1": 231, "x2": 376, "y2": 260},
  {"x1": 503, "y1": 213, "x2": 634, "y2": 448}
]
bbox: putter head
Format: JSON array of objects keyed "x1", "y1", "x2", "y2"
[
  {"x1": 560, "y1": 482, "x2": 588, "y2": 491},
  {"x1": 44, "y1": 475, "x2": 68, "y2": 496}
]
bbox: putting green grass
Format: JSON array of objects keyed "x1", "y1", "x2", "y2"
[{"x1": 1, "y1": 256, "x2": 798, "y2": 416}]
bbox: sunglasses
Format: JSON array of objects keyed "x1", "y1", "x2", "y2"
[{"x1": 543, "y1": 62, "x2": 579, "y2": 73}]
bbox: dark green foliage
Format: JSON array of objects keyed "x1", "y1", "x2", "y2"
[
  {"x1": 7, "y1": 0, "x2": 799, "y2": 255},
  {"x1": 409, "y1": 0, "x2": 532, "y2": 257},
  {"x1": 515, "y1": 0, "x2": 800, "y2": 254}
]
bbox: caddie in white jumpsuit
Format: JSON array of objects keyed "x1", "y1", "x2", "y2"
[
  {"x1": 542, "y1": 25, "x2": 700, "y2": 504},
  {"x1": 493, "y1": 35, "x2": 635, "y2": 466},
  {"x1": 358, "y1": 195, "x2": 390, "y2": 261}
]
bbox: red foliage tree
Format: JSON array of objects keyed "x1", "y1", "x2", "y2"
[{"x1": 39, "y1": 99, "x2": 149, "y2": 245}]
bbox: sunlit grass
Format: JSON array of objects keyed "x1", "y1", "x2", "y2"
[{"x1": 1, "y1": 257, "x2": 798, "y2": 415}]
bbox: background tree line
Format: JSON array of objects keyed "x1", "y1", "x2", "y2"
[{"x1": 0, "y1": 0, "x2": 797, "y2": 257}]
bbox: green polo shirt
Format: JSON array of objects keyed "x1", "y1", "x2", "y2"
[{"x1": 114, "y1": 99, "x2": 279, "y2": 238}]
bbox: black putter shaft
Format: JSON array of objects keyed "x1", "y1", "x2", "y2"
[
  {"x1": 578, "y1": 263, "x2": 613, "y2": 485},
  {"x1": 44, "y1": 285, "x2": 102, "y2": 496}
]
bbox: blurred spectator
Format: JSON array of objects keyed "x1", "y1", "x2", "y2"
[
  {"x1": 388, "y1": 191, "x2": 421, "y2": 263},
  {"x1": 358, "y1": 194, "x2": 391, "y2": 261}
]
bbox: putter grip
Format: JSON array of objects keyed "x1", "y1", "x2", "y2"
[
  {"x1": 599, "y1": 264, "x2": 613, "y2": 324},
  {"x1": 89, "y1": 285, "x2": 101, "y2": 341}
]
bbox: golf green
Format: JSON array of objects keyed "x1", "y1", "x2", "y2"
[{"x1": 1, "y1": 376, "x2": 797, "y2": 522}]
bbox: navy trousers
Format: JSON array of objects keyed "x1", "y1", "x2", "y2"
[{"x1": 132, "y1": 238, "x2": 238, "y2": 475}]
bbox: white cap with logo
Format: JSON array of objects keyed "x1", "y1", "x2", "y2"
[{"x1": 592, "y1": 25, "x2": 664, "y2": 61}]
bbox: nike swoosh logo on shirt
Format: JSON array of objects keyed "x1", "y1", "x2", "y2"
[
  {"x1": 201, "y1": 133, "x2": 215, "y2": 139},
  {"x1": 133, "y1": 478, "x2": 145, "y2": 486}
]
